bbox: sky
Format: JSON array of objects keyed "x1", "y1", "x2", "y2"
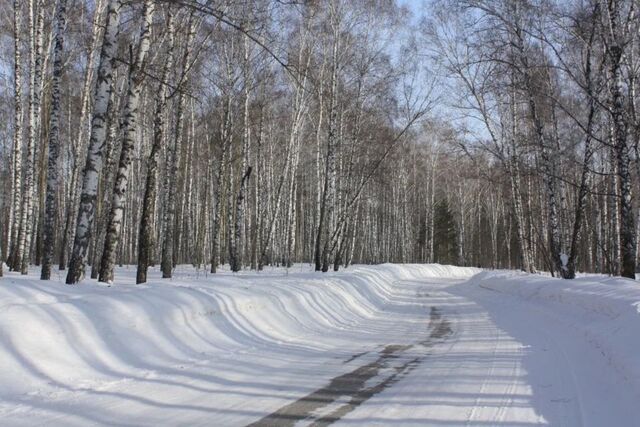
[{"x1": 398, "y1": 0, "x2": 427, "y2": 20}]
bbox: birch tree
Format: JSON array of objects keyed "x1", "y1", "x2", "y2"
[
  {"x1": 8, "y1": 0, "x2": 24, "y2": 270},
  {"x1": 0, "y1": 0, "x2": 638, "y2": 281},
  {"x1": 59, "y1": 0, "x2": 106, "y2": 271},
  {"x1": 229, "y1": 31, "x2": 253, "y2": 273},
  {"x1": 41, "y1": 0, "x2": 68, "y2": 280},
  {"x1": 14, "y1": 0, "x2": 45, "y2": 274},
  {"x1": 66, "y1": 0, "x2": 122, "y2": 284},
  {"x1": 315, "y1": 0, "x2": 341, "y2": 272},
  {"x1": 137, "y1": 9, "x2": 176, "y2": 284},
  {"x1": 99, "y1": 0, "x2": 155, "y2": 283},
  {"x1": 601, "y1": 0, "x2": 637, "y2": 279},
  {"x1": 161, "y1": 11, "x2": 197, "y2": 279}
]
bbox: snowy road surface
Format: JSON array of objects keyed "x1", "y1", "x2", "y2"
[{"x1": 0, "y1": 265, "x2": 639, "y2": 426}]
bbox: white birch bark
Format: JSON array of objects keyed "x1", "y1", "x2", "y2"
[
  {"x1": 17, "y1": 0, "x2": 44, "y2": 274},
  {"x1": 66, "y1": 0, "x2": 122, "y2": 284},
  {"x1": 566, "y1": 17, "x2": 598, "y2": 279},
  {"x1": 41, "y1": 0, "x2": 67, "y2": 280},
  {"x1": 8, "y1": 0, "x2": 24, "y2": 270},
  {"x1": 256, "y1": 16, "x2": 311, "y2": 270},
  {"x1": 137, "y1": 9, "x2": 175, "y2": 284},
  {"x1": 210, "y1": 99, "x2": 231, "y2": 273},
  {"x1": 317, "y1": 6, "x2": 341, "y2": 271},
  {"x1": 99, "y1": 0, "x2": 154, "y2": 283},
  {"x1": 230, "y1": 32, "x2": 253, "y2": 272},
  {"x1": 59, "y1": 0, "x2": 106, "y2": 271},
  {"x1": 90, "y1": 74, "x2": 123, "y2": 279},
  {"x1": 603, "y1": 0, "x2": 636, "y2": 278},
  {"x1": 161, "y1": 11, "x2": 196, "y2": 279}
]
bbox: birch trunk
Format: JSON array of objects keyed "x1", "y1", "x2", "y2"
[
  {"x1": 316, "y1": 23, "x2": 340, "y2": 272},
  {"x1": 161, "y1": 12, "x2": 196, "y2": 279},
  {"x1": 137, "y1": 10, "x2": 175, "y2": 284},
  {"x1": 230, "y1": 167, "x2": 252, "y2": 271},
  {"x1": 66, "y1": 0, "x2": 122, "y2": 284},
  {"x1": 566, "y1": 22, "x2": 598, "y2": 279},
  {"x1": 510, "y1": 14, "x2": 564, "y2": 277},
  {"x1": 259, "y1": 58, "x2": 310, "y2": 270},
  {"x1": 90, "y1": 75, "x2": 122, "y2": 279},
  {"x1": 249, "y1": 106, "x2": 263, "y2": 270},
  {"x1": 605, "y1": 0, "x2": 636, "y2": 279},
  {"x1": 525, "y1": 89, "x2": 564, "y2": 276},
  {"x1": 41, "y1": 0, "x2": 67, "y2": 280},
  {"x1": 16, "y1": 0, "x2": 44, "y2": 274},
  {"x1": 508, "y1": 86, "x2": 535, "y2": 273},
  {"x1": 99, "y1": 0, "x2": 154, "y2": 283},
  {"x1": 210, "y1": 101, "x2": 230, "y2": 273},
  {"x1": 230, "y1": 35, "x2": 252, "y2": 272},
  {"x1": 59, "y1": 0, "x2": 105, "y2": 271},
  {"x1": 8, "y1": 0, "x2": 24, "y2": 269}
]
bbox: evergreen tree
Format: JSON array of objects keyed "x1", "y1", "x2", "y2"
[{"x1": 433, "y1": 198, "x2": 458, "y2": 265}]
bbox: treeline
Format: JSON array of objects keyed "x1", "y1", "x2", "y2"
[
  {"x1": 426, "y1": 0, "x2": 640, "y2": 279},
  {"x1": 0, "y1": 0, "x2": 638, "y2": 283}
]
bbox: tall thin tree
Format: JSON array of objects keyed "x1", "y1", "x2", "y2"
[
  {"x1": 99, "y1": 0, "x2": 155, "y2": 283},
  {"x1": 41, "y1": 0, "x2": 68, "y2": 280},
  {"x1": 66, "y1": 0, "x2": 122, "y2": 284}
]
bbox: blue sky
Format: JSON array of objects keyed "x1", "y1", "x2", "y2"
[{"x1": 398, "y1": 0, "x2": 426, "y2": 19}]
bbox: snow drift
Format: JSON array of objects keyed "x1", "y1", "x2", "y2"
[
  {"x1": 468, "y1": 270, "x2": 640, "y2": 392},
  {"x1": 3, "y1": 264, "x2": 640, "y2": 426},
  {"x1": 0, "y1": 263, "x2": 476, "y2": 400}
]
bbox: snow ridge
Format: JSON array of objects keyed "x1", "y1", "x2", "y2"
[{"x1": 0, "y1": 264, "x2": 476, "y2": 400}]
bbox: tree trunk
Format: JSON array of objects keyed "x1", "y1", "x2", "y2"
[
  {"x1": 58, "y1": 0, "x2": 105, "y2": 271},
  {"x1": 230, "y1": 36, "x2": 252, "y2": 272},
  {"x1": 66, "y1": 0, "x2": 121, "y2": 284},
  {"x1": 566, "y1": 23, "x2": 597, "y2": 279},
  {"x1": 210, "y1": 109, "x2": 229, "y2": 274},
  {"x1": 8, "y1": 0, "x2": 24, "y2": 270},
  {"x1": 505, "y1": 68, "x2": 535, "y2": 274},
  {"x1": 161, "y1": 12, "x2": 196, "y2": 279},
  {"x1": 16, "y1": 0, "x2": 45, "y2": 274},
  {"x1": 230, "y1": 167, "x2": 252, "y2": 272},
  {"x1": 604, "y1": 0, "x2": 636, "y2": 279},
  {"x1": 99, "y1": 0, "x2": 154, "y2": 284},
  {"x1": 41, "y1": 0, "x2": 67, "y2": 280},
  {"x1": 317, "y1": 26, "x2": 340, "y2": 272},
  {"x1": 137, "y1": 9, "x2": 175, "y2": 284}
]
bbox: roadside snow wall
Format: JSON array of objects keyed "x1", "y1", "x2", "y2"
[{"x1": 0, "y1": 263, "x2": 477, "y2": 398}]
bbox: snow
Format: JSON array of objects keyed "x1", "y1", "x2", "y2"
[
  {"x1": 0, "y1": 264, "x2": 639, "y2": 426},
  {"x1": 466, "y1": 271, "x2": 640, "y2": 400}
]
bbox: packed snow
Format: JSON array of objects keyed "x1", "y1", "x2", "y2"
[{"x1": 0, "y1": 264, "x2": 639, "y2": 426}]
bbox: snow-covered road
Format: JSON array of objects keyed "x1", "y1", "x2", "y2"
[
  {"x1": 251, "y1": 277, "x2": 640, "y2": 426},
  {"x1": 1, "y1": 265, "x2": 639, "y2": 426},
  {"x1": 326, "y1": 277, "x2": 640, "y2": 426}
]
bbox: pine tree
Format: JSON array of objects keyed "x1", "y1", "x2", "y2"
[{"x1": 433, "y1": 198, "x2": 459, "y2": 265}]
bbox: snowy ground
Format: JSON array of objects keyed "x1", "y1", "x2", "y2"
[{"x1": 0, "y1": 264, "x2": 639, "y2": 426}]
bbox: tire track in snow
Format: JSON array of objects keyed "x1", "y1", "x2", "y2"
[
  {"x1": 474, "y1": 283, "x2": 586, "y2": 425},
  {"x1": 464, "y1": 317, "x2": 502, "y2": 424},
  {"x1": 246, "y1": 306, "x2": 452, "y2": 427}
]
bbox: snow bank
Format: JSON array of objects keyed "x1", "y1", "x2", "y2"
[
  {"x1": 0, "y1": 263, "x2": 475, "y2": 400},
  {"x1": 468, "y1": 270, "x2": 640, "y2": 389}
]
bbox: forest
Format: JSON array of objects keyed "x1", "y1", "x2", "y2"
[{"x1": 0, "y1": 0, "x2": 639, "y2": 283}]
